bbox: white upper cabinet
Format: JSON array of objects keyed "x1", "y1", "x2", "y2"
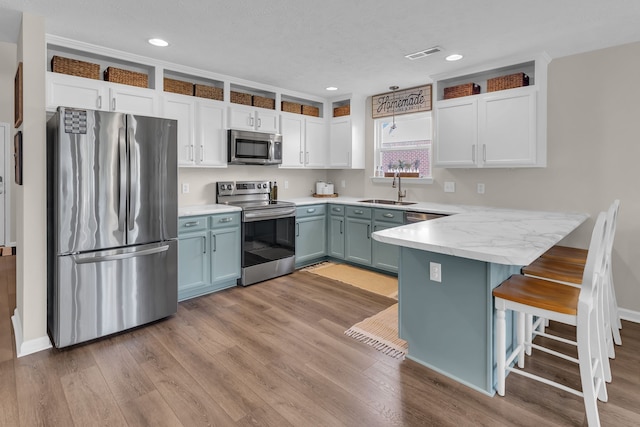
[
  {"x1": 163, "y1": 93, "x2": 227, "y2": 167},
  {"x1": 478, "y1": 87, "x2": 537, "y2": 166},
  {"x1": 280, "y1": 113, "x2": 326, "y2": 168},
  {"x1": 329, "y1": 117, "x2": 353, "y2": 168},
  {"x1": 47, "y1": 72, "x2": 107, "y2": 111},
  {"x1": 108, "y1": 85, "x2": 158, "y2": 116},
  {"x1": 196, "y1": 101, "x2": 227, "y2": 167},
  {"x1": 47, "y1": 72, "x2": 158, "y2": 116},
  {"x1": 433, "y1": 55, "x2": 548, "y2": 168},
  {"x1": 228, "y1": 105, "x2": 279, "y2": 133}
]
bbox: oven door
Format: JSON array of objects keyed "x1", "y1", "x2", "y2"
[{"x1": 242, "y1": 213, "x2": 295, "y2": 268}]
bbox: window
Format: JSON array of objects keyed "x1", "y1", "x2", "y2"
[{"x1": 374, "y1": 112, "x2": 432, "y2": 179}]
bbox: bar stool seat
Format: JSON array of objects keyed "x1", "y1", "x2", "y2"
[
  {"x1": 522, "y1": 257, "x2": 584, "y2": 285},
  {"x1": 542, "y1": 245, "x2": 588, "y2": 265}
]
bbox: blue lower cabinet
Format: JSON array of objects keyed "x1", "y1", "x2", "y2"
[
  {"x1": 178, "y1": 230, "x2": 210, "y2": 301},
  {"x1": 295, "y1": 205, "x2": 327, "y2": 267},
  {"x1": 372, "y1": 221, "x2": 400, "y2": 273},
  {"x1": 178, "y1": 212, "x2": 241, "y2": 301}
]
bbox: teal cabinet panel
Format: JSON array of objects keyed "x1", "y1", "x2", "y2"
[
  {"x1": 178, "y1": 212, "x2": 241, "y2": 300},
  {"x1": 328, "y1": 215, "x2": 345, "y2": 259},
  {"x1": 345, "y1": 217, "x2": 372, "y2": 265},
  {"x1": 297, "y1": 204, "x2": 327, "y2": 218},
  {"x1": 178, "y1": 231, "x2": 211, "y2": 301},
  {"x1": 296, "y1": 215, "x2": 327, "y2": 265},
  {"x1": 210, "y1": 226, "x2": 241, "y2": 289},
  {"x1": 373, "y1": 208, "x2": 404, "y2": 224},
  {"x1": 372, "y1": 221, "x2": 400, "y2": 273}
]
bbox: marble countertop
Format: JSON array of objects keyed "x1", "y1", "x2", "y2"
[
  {"x1": 180, "y1": 197, "x2": 588, "y2": 265},
  {"x1": 372, "y1": 208, "x2": 588, "y2": 266}
]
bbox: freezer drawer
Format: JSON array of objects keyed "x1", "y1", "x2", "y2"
[{"x1": 48, "y1": 240, "x2": 178, "y2": 348}]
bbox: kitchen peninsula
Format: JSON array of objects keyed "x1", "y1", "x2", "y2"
[{"x1": 371, "y1": 208, "x2": 588, "y2": 395}]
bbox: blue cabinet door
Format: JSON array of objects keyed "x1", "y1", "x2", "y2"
[
  {"x1": 178, "y1": 231, "x2": 211, "y2": 301},
  {"x1": 372, "y1": 221, "x2": 400, "y2": 273},
  {"x1": 345, "y1": 217, "x2": 372, "y2": 266},
  {"x1": 328, "y1": 215, "x2": 345, "y2": 259},
  {"x1": 296, "y1": 215, "x2": 327, "y2": 265},
  {"x1": 210, "y1": 226, "x2": 241, "y2": 289}
]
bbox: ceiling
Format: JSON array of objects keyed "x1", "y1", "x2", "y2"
[{"x1": 1, "y1": 0, "x2": 640, "y2": 98}]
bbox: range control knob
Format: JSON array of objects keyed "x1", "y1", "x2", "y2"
[{"x1": 226, "y1": 184, "x2": 233, "y2": 190}]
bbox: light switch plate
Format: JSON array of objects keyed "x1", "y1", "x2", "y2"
[
  {"x1": 182, "y1": 183, "x2": 189, "y2": 194},
  {"x1": 477, "y1": 183, "x2": 485, "y2": 194}
]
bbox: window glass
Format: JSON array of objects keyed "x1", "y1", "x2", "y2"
[{"x1": 374, "y1": 112, "x2": 432, "y2": 178}]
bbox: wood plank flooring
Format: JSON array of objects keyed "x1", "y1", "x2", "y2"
[{"x1": 1, "y1": 255, "x2": 640, "y2": 426}]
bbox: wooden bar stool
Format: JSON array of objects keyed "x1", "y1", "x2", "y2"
[
  {"x1": 494, "y1": 212, "x2": 609, "y2": 427},
  {"x1": 523, "y1": 200, "x2": 621, "y2": 350}
]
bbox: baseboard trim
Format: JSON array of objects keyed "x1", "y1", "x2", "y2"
[
  {"x1": 11, "y1": 308, "x2": 52, "y2": 358},
  {"x1": 619, "y1": 308, "x2": 640, "y2": 324}
]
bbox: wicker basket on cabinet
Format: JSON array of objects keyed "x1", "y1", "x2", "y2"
[
  {"x1": 163, "y1": 78, "x2": 193, "y2": 95},
  {"x1": 194, "y1": 84, "x2": 223, "y2": 101},
  {"x1": 104, "y1": 67, "x2": 148, "y2": 88},
  {"x1": 281, "y1": 101, "x2": 302, "y2": 114},
  {"x1": 230, "y1": 91, "x2": 252, "y2": 105},
  {"x1": 443, "y1": 83, "x2": 481, "y2": 99},
  {"x1": 302, "y1": 105, "x2": 320, "y2": 117},
  {"x1": 487, "y1": 73, "x2": 530, "y2": 92},
  {"x1": 253, "y1": 95, "x2": 275, "y2": 110},
  {"x1": 51, "y1": 56, "x2": 100, "y2": 80}
]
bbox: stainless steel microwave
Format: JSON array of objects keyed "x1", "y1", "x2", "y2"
[{"x1": 227, "y1": 129, "x2": 282, "y2": 165}]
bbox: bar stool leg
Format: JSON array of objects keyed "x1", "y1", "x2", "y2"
[
  {"x1": 517, "y1": 311, "x2": 526, "y2": 368},
  {"x1": 496, "y1": 306, "x2": 507, "y2": 396}
]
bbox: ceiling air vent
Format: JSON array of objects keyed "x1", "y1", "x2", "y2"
[{"x1": 404, "y1": 46, "x2": 442, "y2": 60}]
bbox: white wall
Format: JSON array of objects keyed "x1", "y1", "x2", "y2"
[
  {"x1": 13, "y1": 12, "x2": 49, "y2": 355},
  {"x1": 329, "y1": 41, "x2": 640, "y2": 316},
  {"x1": 179, "y1": 166, "x2": 328, "y2": 205}
]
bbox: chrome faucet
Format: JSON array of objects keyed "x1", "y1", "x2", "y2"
[{"x1": 392, "y1": 173, "x2": 406, "y2": 203}]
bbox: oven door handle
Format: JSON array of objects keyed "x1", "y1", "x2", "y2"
[{"x1": 243, "y1": 207, "x2": 296, "y2": 222}]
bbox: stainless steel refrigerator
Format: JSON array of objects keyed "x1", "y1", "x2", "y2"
[{"x1": 47, "y1": 107, "x2": 178, "y2": 348}]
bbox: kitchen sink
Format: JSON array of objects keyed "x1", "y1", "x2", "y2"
[{"x1": 358, "y1": 199, "x2": 416, "y2": 206}]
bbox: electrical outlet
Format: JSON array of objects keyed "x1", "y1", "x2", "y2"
[
  {"x1": 284, "y1": 180, "x2": 289, "y2": 189},
  {"x1": 341, "y1": 180, "x2": 346, "y2": 188},
  {"x1": 182, "y1": 183, "x2": 189, "y2": 194},
  {"x1": 444, "y1": 181, "x2": 455, "y2": 193},
  {"x1": 477, "y1": 183, "x2": 485, "y2": 194},
  {"x1": 430, "y1": 262, "x2": 442, "y2": 282}
]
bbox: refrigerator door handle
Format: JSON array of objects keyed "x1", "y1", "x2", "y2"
[
  {"x1": 118, "y1": 127, "x2": 127, "y2": 231},
  {"x1": 128, "y1": 127, "x2": 138, "y2": 231},
  {"x1": 72, "y1": 243, "x2": 170, "y2": 264}
]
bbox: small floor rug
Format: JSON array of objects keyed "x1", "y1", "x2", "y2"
[
  {"x1": 303, "y1": 262, "x2": 398, "y2": 299},
  {"x1": 344, "y1": 303, "x2": 408, "y2": 359}
]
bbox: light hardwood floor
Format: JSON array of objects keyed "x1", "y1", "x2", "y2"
[{"x1": 1, "y1": 255, "x2": 639, "y2": 426}]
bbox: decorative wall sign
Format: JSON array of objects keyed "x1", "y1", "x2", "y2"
[
  {"x1": 372, "y1": 84, "x2": 432, "y2": 118},
  {"x1": 14, "y1": 62, "x2": 23, "y2": 128},
  {"x1": 14, "y1": 131, "x2": 22, "y2": 185}
]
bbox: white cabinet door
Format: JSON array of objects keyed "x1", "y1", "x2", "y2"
[
  {"x1": 163, "y1": 94, "x2": 195, "y2": 166},
  {"x1": 478, "y1": 88, "x2": 537, "y2": 167},
  {"x1": 329, "y1": 117, "x2": 352, "y2": 167},
  {"x1": 46, "y1": 72, "x2": 106, "y2": 111},
  {"x1": 108, "y1": 85, "x2": 158, "y2": 115},
  {"x1": 228, "y1": 105, "x2": 279, "y2": 133},
  {"x1": 256, "y1": 109, "x2": 279, "y2": 133},
  {"x1": 280, "y1": 113, "x2": 304, "y2": 168},
  {"x1": 434, "y1": 98, "x2": 478, "y2": 167},
  {"x1": 196, "y1": 101, "x2": 226, "y2": 167},
  {"x1": 228, "y1": 105, "x2": 255, "y2": 131},
  {"x1": 304, "y1": 117, "x2": 327, "y2": 168}
]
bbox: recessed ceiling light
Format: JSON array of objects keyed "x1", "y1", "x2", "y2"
[
  {"x1": 148, "y1": 38, "x2": 169, "y2": 47},
  {"x1": 326, "y1": 86, "x2": 338, "y2": 91},
  {"x1": 445, "y1": 54, "x2": 463, "y2": 61}
]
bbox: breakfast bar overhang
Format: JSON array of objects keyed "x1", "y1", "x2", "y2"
[{"x1": 372, "y1": 208, "x2": 588, "y2": 395}]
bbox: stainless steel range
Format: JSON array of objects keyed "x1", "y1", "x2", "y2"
[{"x1": 216, "y1": 181, "x2": 296, "y2": 286}]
